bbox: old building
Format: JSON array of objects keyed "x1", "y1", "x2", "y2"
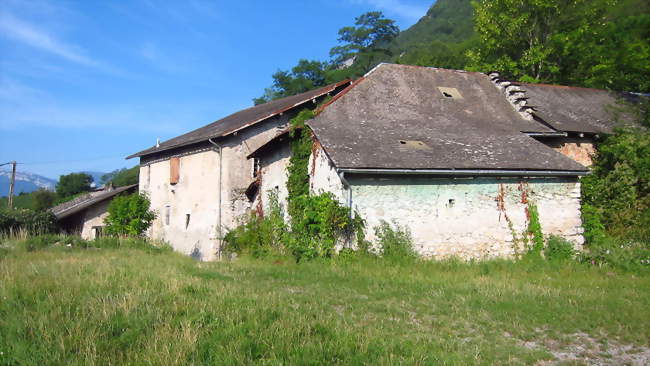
[
  {"x1": 127, "y1": 81, "x2": 351, "y2": 260},
  {"x1": 52, "y1": 184, "x2": 137, "y2": 240},
  {"x1": 249, "y1": 64, "x2": 632, "y2": 259},
  {"x1": 130, "y1": 63, "x2": 632, "y2": 260}
]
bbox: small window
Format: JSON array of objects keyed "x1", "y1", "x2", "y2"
[
  {"x1": 252, "y1": 158, "x2": 260, "y2": 178},
  {"x1": 170, "y1": 157, "x2": 180, "y2": 185},
  {"x1": 185, "y1": 213, "x2": 190, "y2": 229},
  {"x1": 437, "y1": 87, "x2": 463, "y2": 99},
  {"x1": 165, "y1": 205, "x2": 171, "y2": 225}
]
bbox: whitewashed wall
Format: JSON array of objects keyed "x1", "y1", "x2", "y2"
[
  {"x1": 348, "y1": 176, "x2": 584, "y2": 259},
  {"x1": 139, "y1": 117, "x2": 288, "y2": 261}
]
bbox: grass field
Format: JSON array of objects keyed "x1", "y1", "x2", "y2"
[{"x1": 1, "y1": 238, "x2": 649, "y2": 365}]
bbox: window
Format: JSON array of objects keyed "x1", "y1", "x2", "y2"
[
  {"x1": 252, "y1": 158, "x2": 260, "y2": 178},
  {"x1": 185, "y1": 213, "x2": 191, "y2": 229},
  {"x1": 170, "y1": 157, "x2": 180, "y2": 185},
  {"x1": 165, "y1": 205, "x2": 171, "y2": 225}
]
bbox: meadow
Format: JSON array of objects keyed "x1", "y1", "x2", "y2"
[{"x1": 0, "y1": 236, "x2": 648, "y2": 365}]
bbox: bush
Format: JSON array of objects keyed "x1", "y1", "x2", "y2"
[
  {"x1": 223, "y1": 190, "x2": 288, "y2": 258},
  {"x1": 104, "y1": 193, "x2": 156, "y2": 236},
  {"x1": 374, "y1": 220, "x2": 416, "y2": 260},
  {"x1": 0, "y1": 208, "x2": 56, "y2": 236},
  {"x1": 288, "y1": 192, "x2": 365, "y2": 262},
  {"x1": 544, "y1": 235, "x2": 575, "y2": 262},
  {"x1": 578, "y1": 236, "x2": 649, "y2": 272}
]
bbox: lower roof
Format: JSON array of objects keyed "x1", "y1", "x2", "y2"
[
  {"x1": 51, "y1": 184, "x2": 138, "y2": 220},
  {"x1": 520, "y1": 83, "x2": 634, "y2": 134}
]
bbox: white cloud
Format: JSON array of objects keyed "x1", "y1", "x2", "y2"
[
  {"x1": 351, "y1": 0, "x2": 428, "y2": 23},
  {"x1": 0, "y1": 13, "x2": 98, "y2": 67}
]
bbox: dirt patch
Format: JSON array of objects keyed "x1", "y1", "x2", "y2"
[{"x1": 514, "y1": 332, "x2": 650, "y2": 365}]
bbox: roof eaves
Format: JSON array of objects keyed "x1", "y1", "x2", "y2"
[
  {"x1": 126, "y1": 80, "x2": 351, "y2": 160},
  {"x1": 52, "y1": 184, "x2": 138, "y2": 220}
]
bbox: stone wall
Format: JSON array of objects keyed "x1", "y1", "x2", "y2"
[
  {"x1": 253, "y1": 141, "x2": 291, "y2": 221},
  {"x1": 347, "y1": 176, "x2": 584, "y2": 260},
  {"x1": 539, "y1": 137, "x2": 596, "y2": 167}
]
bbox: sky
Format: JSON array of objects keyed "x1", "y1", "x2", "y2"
[{"x1": 0, "y1": 0, "x2": 433, "y2": 180}]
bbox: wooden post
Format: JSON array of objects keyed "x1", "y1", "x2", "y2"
[{"x1": 8, "y1": 161, "x2": 16, "y2": 208}]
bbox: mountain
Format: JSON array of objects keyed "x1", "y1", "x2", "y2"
[
  {"x1": 384, "y1": 0, "x2": 475, "y2": 70},
  {"x1": 395, "y1": 0, "x2": 474, "y2": 49},
  {"x1": 0, "y1": 170, "x2": 57, "y2": 197}
]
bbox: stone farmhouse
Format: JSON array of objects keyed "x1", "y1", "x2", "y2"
[
  {"x1": 52, "y1": 184, "x2": 138, "y2": 240},
  {"x1": 128, "y1": 63, "x2": 630, "y2": 260}
]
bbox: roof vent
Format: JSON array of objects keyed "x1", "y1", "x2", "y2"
[
  {"x1": 399, "y1": 140, "x2": 431, "y2": 150},
  {"x1": 437, "y1": 87, "x2": 463, "y2": 100}
]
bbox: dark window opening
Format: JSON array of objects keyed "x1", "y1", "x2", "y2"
[{"x1": 185, "y1": 214, "x2": 190, "y2": 229}]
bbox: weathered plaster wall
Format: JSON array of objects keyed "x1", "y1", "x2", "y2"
[
  {"x1": 139, "y1": 116, "x2": 289, "y2": 260},
  {"x1": 140, "y1": 150, "x2": 222, "y2": 260},
  {"x1": 539, "y1": 137, "x2": 596, "y2": 167},
  {"x1": 348, "y1": 176, "x2": 584, "y2": 260},
  {"x1": 254, "y1": 142, "x2": 291, "y2": 220},
  {"x1": 80, "y1": 200, "x2": 110, "y2": 240},
  {"x1": 309, "y1": 143, "x2": 346, "y2": 200}
]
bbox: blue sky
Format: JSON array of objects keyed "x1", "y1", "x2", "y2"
[{"x1": 0, "y1": 0, "x2": 432, "y2": 180}]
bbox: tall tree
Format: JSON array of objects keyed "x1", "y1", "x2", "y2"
[
  {"x1": 469, "y1": 0, "x2": 650, "y2": 92},
  {"x1": 329, "y1": 11, "x2": 399, "y2": 68},
  {"x1": 56, "y1": 172, "x2": 93, "y2": 198},
  {"x1": 31, "y1": 189, "x2": 57, "y2": 211}
]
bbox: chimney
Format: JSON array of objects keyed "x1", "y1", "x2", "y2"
[{"x1": 156, "y1": 138, "x2": 160, "y2": 148}]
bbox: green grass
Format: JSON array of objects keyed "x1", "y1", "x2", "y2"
[{"x1": 1, "y1": 238, "x2": 649, "y2": 365}]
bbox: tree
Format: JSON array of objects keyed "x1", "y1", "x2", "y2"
[
  {"x1": 31, "y1": 189, "x2": 56, "y2": 211},
  {"x1": 56, "y1": 172, "x2": 93, "y2": 198},
  {"x1": 581, "y1": 100, "x2": 650, "y2": 241},
  {"x1": 468, "y1": 0, "x2": 650, "y2": 92},
  {"x1": 254, "y1": 60, "x2": 329, "y2": 105},
  {"x1": 101, "y1": 166, "x2": 139, "y2": 187},
  {"x1": 329, "y1": 11, "x2": 399, "y2": 66},
  {"x1": 254, "y1": 11, "x2": 400, "y2": 105},
  {"x1": 104, "y1": 193, "x2": 156, "y2": 236}
]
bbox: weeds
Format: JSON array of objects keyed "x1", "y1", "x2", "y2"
[{"x1": 0, "y1": 246, "x2": 648, "y2": 365}]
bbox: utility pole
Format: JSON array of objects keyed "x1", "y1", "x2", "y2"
[{"x1": 8, "y1": 161, "x2": 16, "y2": 208}]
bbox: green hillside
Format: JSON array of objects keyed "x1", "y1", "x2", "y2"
[{"x1": 395, "y1": 0, "x2": 474, "y2": 49}]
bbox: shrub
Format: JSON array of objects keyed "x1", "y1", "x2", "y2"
[
  {"x1": 374, "y1": 220, "x2": 416, "y2": 260},
  {"x1": 544, "y1": 235, "x2": 575, "y2": 262},
  {"x1": 0, "y1": 208, "x2": 56, "y2": 236},
  {"x1": 104, "y1": 193, "x2": 156, "y2": 236},
  {"x1": 288, "y1": 192, "x2": 365, "y2": 262},
  {"x1": 223, "y1": 190, "x2": 288, "y2": 258},
  {"x1": 581, "y1": 129, "x2": 650, "y2": 242},
  {"x1": 578, "y1": 236, "x2": 649, "y2": 272}
]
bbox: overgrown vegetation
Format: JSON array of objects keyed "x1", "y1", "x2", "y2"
[
  {"x1": 104, "y1": 193, "x2": 156, "y2": 236},
  {"x1": 225, "y1": 109, "x2": 365, "y2": 262},
  {"x1": 374, "y1": 220, "x2": 416, "y2": 260},
  {"x1": 1, "y1": 239, "x2": 648, "y2": 365},
  {"x1": 0, "y1": 208, "x2": 56, "y2": 236}
]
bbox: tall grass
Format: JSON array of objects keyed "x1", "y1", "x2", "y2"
[{"x1": 0, "y1": 237, "x2": 648, "y2": 365}]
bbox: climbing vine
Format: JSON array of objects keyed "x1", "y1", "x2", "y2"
[{"x1": 285, "y1": 107, "x2": 365, "y2": 262}]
